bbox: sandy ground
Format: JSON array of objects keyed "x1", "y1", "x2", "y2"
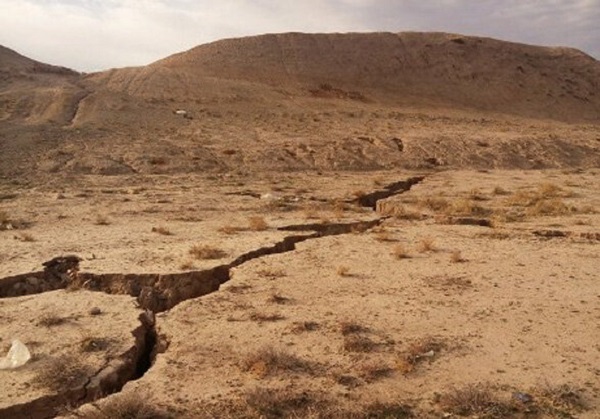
[{"x1": 0, "y1": 168, "x2": 598, "y2": 418}]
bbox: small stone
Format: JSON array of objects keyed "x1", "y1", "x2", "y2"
[{"x1": 89, "y1": 307, "x2": 102, "y2": 316}]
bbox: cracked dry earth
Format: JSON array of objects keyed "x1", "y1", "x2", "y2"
[{"x1": 0, "y1": 169, "x2": 599, "y2": 418}]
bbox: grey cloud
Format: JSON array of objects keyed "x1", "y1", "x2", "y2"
[{"x1": 0, "y1": 0, "x2": 597, "y2": 72}]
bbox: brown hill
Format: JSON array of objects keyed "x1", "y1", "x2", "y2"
[
  {"x1": 1, "y1": 32, "x2": 600, "y2": 178},
  {"x1": 90, "y1": 32, "x2": 600, "y2": 122}
]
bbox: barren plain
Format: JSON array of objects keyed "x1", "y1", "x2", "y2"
[{"x1": 1, "y1": 32, "x2": 599, "y2": 418}]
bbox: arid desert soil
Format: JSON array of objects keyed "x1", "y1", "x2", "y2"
[{"x1": 0, "y1": 168, "x2": 598, "y2": 418}]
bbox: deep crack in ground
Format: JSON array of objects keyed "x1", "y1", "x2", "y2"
[{"x1": 0, "y1": 175, "x2": 424, "y2": 418}]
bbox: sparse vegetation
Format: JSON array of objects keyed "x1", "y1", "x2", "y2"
[
  {"x1": 189, "y1": 244, "x2": 227, "y2": 260},
  {"x1": 16, "y1": 232, "x2": 35, "y2": 242}
]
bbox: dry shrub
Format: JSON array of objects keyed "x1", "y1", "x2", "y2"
[
  {"x1": 290, "y1": 321, "x2": 319, "y2": 334},
  {"x1": 419, "y1": 196, "x2": 450, "y2": 212},
  {"x1": 357, "y1": 361, "x2": 395, "y2": 382},
  {"x1": 189, "y1": 244, "x2": 227, "y2": 260},
  {"x1": 393, "y1": 244, "x2": 410, "y2": 259},
  {"x1": 248, "y1": 216, "x2": 269, "y2": 231},
  {"x1": 535, "y1": 383, "x2": 587, "y2": 412},
  {"x1": 242, "y1": 347, "x2": 313, "y2": 377},
  {"x1": 249, "y1": 312, "x2": 285, "y2": 323},
  {"x1": 416, "y1": 237, "x2": 436, "y2": 253},
  {"x1": 244, "y1": 387, "x2": 326, "y2": 418},
  {"x1": 331, "y1": 200, "x2": 346, "y2": 219},
  {"x1": 438, "y1": 384, "x2": 514, "y2": 417},
  {"x1": 340, "y1": 321, "x2": 368, "y2": 336},
  {"x1": 447, "y1": 199, "x2": 490, "y2": 217},
  {"x1": 525, "y1": 198, "x2": 570, "y2": 216},
  {"x1": 151, "y1": 226, "x2": 173, "y2": 236},
  {"x1": 343, "y1": 335, "x2": 377, "y2": 353},
  {"x1": 36, "y1": 355, "x2": 92, "y2": 392},
  {"x1": 87, "y1": 392, "x2": 169, "y2": 419},
  {"x1": 397, "y1": 337, "x2": 444, "y2": 374}
]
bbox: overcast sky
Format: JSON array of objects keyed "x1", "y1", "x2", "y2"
[{"x1": 1, "y1": 0, "x2": 598, "y2": 72}]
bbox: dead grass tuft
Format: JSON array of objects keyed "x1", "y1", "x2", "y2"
[
  {"x1": 340, "y1": 321, "x2": 368, "y2": 336},
  {"x1": 438, "y1": 384, "x2": 514, "y2": 417},
  {"x1": 357, "y1": 361, "x2": 395, "y2": 382},
  {"x1": 416, "y1": 237, "x2": 436, "y2": 253},
  {"x1": 36, "y1": 355, "x2": 92, "y2": 392},
  {"x1": 243, "y1": 387, "x2": 326, "y2": 418},
  {"x1": 248, "y1": 216, "x2": 269, "y2": 231},
  {"x1": 267, "y1": 293, "x2": 290, "y2": 304},
  {"x1": 362, "y1": 401, "x2": 414, "y2": 418},
  {"x1": 38, "y1": 313, "x2": 68, "y2": 328},
  {"x1": 257, "y1": 267, "x2": 286, "y2": 279},
  {"x1": 80, "y1": 336, "x2": 111, "y2": 352},
  {"x1": 249, "y1": 312, "x2": 285, "y2": 323},
  {"x1": 392, "y1": 244, "x2": 410, "y2": 259},
  {"x1": 535, "y1": 383, "x2": 587, "y2": 411},
  {"x1": 242, "y1": 347, "x2": 314, "y2": 377},
  {"x1": 450, "y1": 250, "x2": 465, "y2": 263},
  {"x1": 86, "y1": 392, "x2": 169, "y2": 419},
  {"x1": 336, "y1": 265, "x2": 351, "y2": 277},
  {"x1": 16, "y1": 232, "x2": 35, "y2": 242},
  {"x1": 95, "y1": 215, "x2": 111, "y2": 226},
  {"x1": 290, "y1": 321, "x2": 320, "y2": 334},
  {"x1": 397, "y1": 337, "x2": 445, "y2": 374},
  {"x1": 151, "y1": 226, "x2": 173, "y2": 235},
  {"x1": 343, "y1": 335, "x2": 378, "y2": 353},
  {"x1": 218, "y1": 224, "x2": 243, "y2": 235},
  {"x1": 179, "y1": 261, "x2": 195, "y2": 270},
  {"x1": 189, "y1": 244, "x2": 227, "y2": 260}
]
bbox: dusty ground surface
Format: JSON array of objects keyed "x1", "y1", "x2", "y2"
[{"x1": 0, "y1": 168, "x2": 598, "y2": 418}]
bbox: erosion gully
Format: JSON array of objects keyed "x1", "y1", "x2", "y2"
[{"x1": 0, "y1": 176, "x2": 424, "y2": 418}]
